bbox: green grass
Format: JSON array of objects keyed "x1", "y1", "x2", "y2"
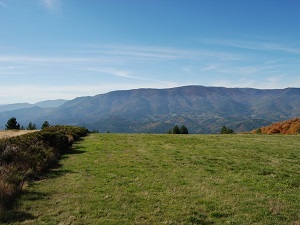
[{"x1": 2, "y1": 134, "x2": 300, "y2": 224}]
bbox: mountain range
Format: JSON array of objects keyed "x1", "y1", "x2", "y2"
[
  {"x1": 0, "y1": 86, "x2": 299, "y2": 133},
  {"x1": 0, "y1": 99, "x2": 67, "y2": 112}
]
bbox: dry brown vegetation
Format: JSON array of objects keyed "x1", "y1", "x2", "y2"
[
  {"x1": 0, "y1": 130, "x2": 38, "y2": 140},
  {"x1": 254, "y1": 118, "x2": 300, "y2": 134}
]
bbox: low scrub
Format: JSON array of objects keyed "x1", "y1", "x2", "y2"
[
  {"x1": 253, "y1": 118, "x2": 300, "y2": 134},
  {"x1": 0, "y1": 125, "x2": 88, "y2": 209}
]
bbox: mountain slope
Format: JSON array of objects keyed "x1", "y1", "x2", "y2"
[
  {"x1": 34, "y1": 99, "x2": 68, "y2": 108},
  {"x1": 0, "y1": 86, "x2": 299, "y2": 133}
]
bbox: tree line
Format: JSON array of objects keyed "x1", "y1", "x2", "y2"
[
  {"x1": 168, "y1": 125, "x2": 189, "y2": 134},
  {"x1": 168, "y1": 125, "x2": 234, "y2": 134},
  {"x1": 5, "y1": 117, "x2": 50, "y2": 130},
  {"x1": 4, "y1": 117, "x2": 234, "y2": 134}
]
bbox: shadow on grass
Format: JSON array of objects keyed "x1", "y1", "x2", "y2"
[
  {"x1": 21, "y1": 189, "x2": 49, "y2": 201},
  {"x1": 0, "y1": 209, "x2": 36, "y2": 223},
  {"x1": 43, "y1": 168, "x2": 76, "y2": 180},
  {"x1": 0, "y1": 149, "x2": 83, "y2": 224},
  {"x1": 0, "y1": 191, "x2": 45, "y2": 222},
  {"x1": 64, "y1": 145, "x2": 86, "y2": 155},
  {"x1": 68, "y1": 148, "x2": 86, "y2": 154},
  {"x1": 0, "y1": 190, "x2": 48, "y2": 223}
]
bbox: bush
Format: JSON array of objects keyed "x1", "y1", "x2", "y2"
[
  {"x1": 255, "y1": 128, "x2": 262, "y2": 134},
  {"x1": 0, "y1": 165, "x2": 23, "y2": 209},
  {"x1": 42, "y1": 125, "x2": 89, "y2": 141},
  {"x1": 0, "y1": 125, "x2": 88, "y2": 209},
  {"x1": 29, "y1": 131, "x2": 70, "y2": 156}
]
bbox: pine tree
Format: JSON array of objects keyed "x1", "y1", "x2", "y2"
[
  {"x1": 172, "y1": 125, "x2": 181, "y2": 134},
  {"x1": 180, "y1": 125, "x2": 189, "y2": 134},
  {"x1": 41, "y1": 121, "x2": 50, "y2": 129},
  {"x1": 220, "y1": 125, "x2": 233, "y2": 134},
  {"x1": 5, "y1": 117, "x2": 20, "y2": 130},
  {"x1": 27, "y1": 122, "x2": 37, "y2": 130}
]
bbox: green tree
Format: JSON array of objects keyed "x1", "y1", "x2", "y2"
[
  {"x1": 5, "y1": 117, "x2": 20, "y2": 130},
  {"x1": 220, "y1": 125, "x2": 233, "y2": 134},
  {"x1": 220, "y1": 125, "x2": 227, "y2": 134},
  {"x1": 256, "y1": 128, "x2": 262, "y2": 134},
  {"x1": 27, "y1": 122, "x2": 37, "y2": 130},
  {"x1": 41, "y1": 121, "x2": 50, "y2": 130},
  {"x1": 180, "y1": 125, "x2": 189, "y2": 134},
  {"x1": 172, "y1": 125, "x2": 181, "y2": 134}
]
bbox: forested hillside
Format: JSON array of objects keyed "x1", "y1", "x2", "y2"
[{"x1": 1, "y1": 86, "x2": 300, "y2": 133}]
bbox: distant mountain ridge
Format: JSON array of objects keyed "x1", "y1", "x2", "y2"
[
  {"x1": 0, "y1": 86, "x2": 299, "y2": 133},
  {"x1": 0, "y1": 99, "x2": 68, "y2": 113}
]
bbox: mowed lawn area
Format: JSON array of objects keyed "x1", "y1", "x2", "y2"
[{"x1": 8, "y1": 134, "x2": 300, "y2": 224}]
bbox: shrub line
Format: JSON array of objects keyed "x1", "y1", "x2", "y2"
[{"x1": 0, "y1": 125, "x2": 88, "y2": 210}]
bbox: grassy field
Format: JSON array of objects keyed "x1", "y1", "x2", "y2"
[{"x1": 2, "y1": 134, "x2": 300, "y2": 224}]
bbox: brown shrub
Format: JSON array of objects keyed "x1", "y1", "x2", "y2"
[{"x1": 254, "y1": 118, "x2": 300, "y2": 135}]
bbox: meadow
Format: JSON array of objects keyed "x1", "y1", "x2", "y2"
[{"x1": 3, "y1": 133, "x2": 300, "y2": 224}]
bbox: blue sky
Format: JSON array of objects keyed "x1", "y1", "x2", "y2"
[{"x1": 0, "y1": 0, "x2": 300, "y2": 104}]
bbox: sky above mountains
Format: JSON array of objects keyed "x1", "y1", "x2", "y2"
[{"x1": 1, "y1": 0, "x2": 300, "y2": 104}]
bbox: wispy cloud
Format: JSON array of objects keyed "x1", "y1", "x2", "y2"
[
  {"x1": 0, "y1": 66, "x2": 20, "y2": 76},
  {"x1": 0, "y1": 81, "x2": 180, "y2": 104},
  {"x1": 199, "y1": 65, "x2": 220, "y2": 72},
  {"x1": 80, "y1": 44, "x2": 243, "y2": 62},
  {"x1": 83, "y1": 67, "x2": 176, "y2": 85},
  {"x1": 185, "y1": 61, "x2": 281, "y2": 78},
  {"x1": 0, "y1": 56, "x2": 109, "y2": 64},
  {"x1": 40, "y1": 0, "x2": 61, "y2": 11},
  {"x1": 209, "y1": 74, "x2": 300, "y2": 90},
  {"x1": 0, "y1": 84, "x2": 97, "y2": 103},
  {"x1": 0, "y1": 0, "x2": 7, "y2": 8},
  {"x1": 0, "y1": 43, "x2": 243, "y2": 68},
  {"x1": 203, "y1": 38, "x2": 300, "y2": 55},
  {"x1": 84, "y1": 67, "x2": 134, "y2": 79},
  {"x1": 233, "y1": 41, "x2": 300, "y2": 54},
  {"x1": 1, "y1": 41, "x2": 298, "y2": 104}
]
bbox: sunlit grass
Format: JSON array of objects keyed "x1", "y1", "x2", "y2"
[
  {"x1": 0, "y1": 130, "x2": 37, "y2": 140},
  {"x1": 7, "y1": 134, "x2": 300, "y2": 224}
]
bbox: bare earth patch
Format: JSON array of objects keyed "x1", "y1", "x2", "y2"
[{"x1": 0, "y1": 130, "x2": 38, "y2": 140}]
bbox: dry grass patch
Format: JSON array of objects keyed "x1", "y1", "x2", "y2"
[{"x1": 0, "y1": 130, "x2": 38, "y2": 140}]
